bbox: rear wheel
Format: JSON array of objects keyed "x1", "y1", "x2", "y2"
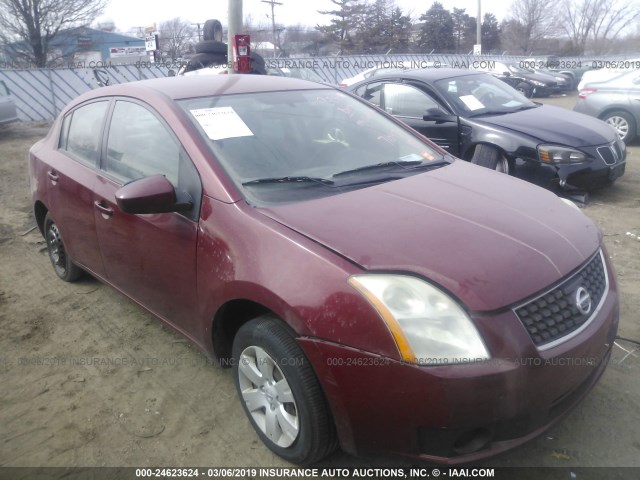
[
  {"x1": 603, "y1": 110, "x2": 636, "y2": 143},
  {"x1": 232, "y1": 316, "x2": 337, "y2": 464},
  {"x1": 471, "y1": 144, "x2": 510, "y2": 174},
  {"x1": 44, "y1": 213, "x2": 82, "y2": 282}
]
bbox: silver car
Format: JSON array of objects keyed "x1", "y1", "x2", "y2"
[
  {"x1": 574, "y1": 70, "x2": 640, "y2": 143},
  {"x1": 0, "y1": 80, "x2": 18, "y2": 126}
]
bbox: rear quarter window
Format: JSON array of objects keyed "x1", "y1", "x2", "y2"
[{"x1": 62, "y1": 101, "x2": 109, "y2": 167}]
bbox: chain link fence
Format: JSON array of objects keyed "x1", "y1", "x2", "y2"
[{"x1": 0, "y1": 54, "x2": 616, "y2": 122}]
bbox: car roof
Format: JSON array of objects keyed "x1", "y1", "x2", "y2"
[{"x1": 72, "y1": 74, "x2": 331, "y2": 106}]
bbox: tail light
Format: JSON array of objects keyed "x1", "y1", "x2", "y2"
[{"x1": 578, "y1": 88, "x2": 597, "y2": 99}]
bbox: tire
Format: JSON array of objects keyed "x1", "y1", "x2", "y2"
[
  {"x1": 515, "y1": 82, "x2": 533, "y2": 98},
  {"x1": 44, "y1": 213, "x2": 82, "y2": 282},
  {"x1": 251, "y1": 52, "x2": 266, "y2": 69},
  {"x1": 232, "y1": 316, "x2": 337, "y2": 464},
  {"x1": 195, "y1": 40, "x2": 227, "y2": 55},
  {"x1": 203, "y1": 19, "x2": 223, "y2": 42},
  {"x1": 602, "y1": 110, "x2": 636, "y2": 143},
  {"x1": 471, "y1": 144, "x2": 510, "y2": 174},
  {"x1": 250, "y1": 52, "x2": 267, "y2": 74},
  {"x1": 184, "y1": 52, "x2": 227, "y2": 73}
]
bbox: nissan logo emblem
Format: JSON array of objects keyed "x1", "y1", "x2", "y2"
[{"x1": 575, "y1": 287, "x2": 592, "y2": 315}]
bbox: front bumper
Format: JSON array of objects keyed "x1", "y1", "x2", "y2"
[
  {"x1": 299, "y1": 258, "x2": 619, "y2": 463},
  {"x1": 513, "y1": 141, "x2": 626, "y2": 191},
  {"x1": 561, "y1": 141, "x2": 626, "y2": 190}
]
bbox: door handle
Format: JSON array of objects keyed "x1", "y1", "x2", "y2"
[
  {"x1": 94, "y1": 200, "x2": 113, "y2": 218},
  {"x1": 47, "y1": 170, "x2": 59, "y2": 183}
]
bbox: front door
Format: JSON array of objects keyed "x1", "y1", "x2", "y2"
[
  {"x1": 93, "y1": 99, "x2": 202, "y2": 336},
  {"x1": 382, "y1": 82, "x2": 460, "y2": 156}
]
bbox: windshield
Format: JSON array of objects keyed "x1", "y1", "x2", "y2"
[
  {"x1": 434, "y1": 74, "x2": 537, "y2": 117},
  {"x1": 508, "y1": 64, "x2": 530, "y2": 74},
  {"x1": 179, "y1": 89, "x2": 448, "y2": 205}
]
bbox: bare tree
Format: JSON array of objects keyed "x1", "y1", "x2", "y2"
[
  {"x1": 559, "y1": 0, "x2": 640, "y2": 54},
  {"x1": 508, "y1": 0, "x2": 558, "y2": 53},
  {"x1": 159, "y1": 17, "x2": 196, "y2": 61},
  {"x1": 0, "y1": 0, "x2": 107, "y2": 67}
]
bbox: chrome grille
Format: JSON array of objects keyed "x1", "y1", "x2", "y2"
[
  {"x1": 514, "y1": 251, "x2": 608, "y2": 350},
  {"x1": 597, "y1": 144, "x2": 619, "y2": 165}
]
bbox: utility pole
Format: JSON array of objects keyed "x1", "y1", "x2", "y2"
[
  {"x1": 476, "y1": 0, "x2": 481, "y2": 52},
  {"x1": 191, "y1": 23, "x2": 202, "y2": 42},
  {"x1": 261, "y1": 0, "x2": 282, "y2": 58},
  {"x1": 228, "y1": 0, "x2": 243, "y2": 74}
]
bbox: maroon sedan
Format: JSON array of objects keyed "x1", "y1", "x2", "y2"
[{"x1": 29, "y1": 75, "x2": 618, "y2": 465}]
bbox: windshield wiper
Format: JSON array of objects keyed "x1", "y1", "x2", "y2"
[
  {"x1": 242, "y1": 176, "x2": 334, "y2": 186},
  {"x1": 512, "y1": 104, "x2": 539, "y2": 111},
  {"x1": 469, "y1": 110, "x2": 511, "y2": 117},
  {"x1": 333, "y1": 159, "x2": 447, "y2": 178},
  {"x1": 471, "y1": 105, "x2": 539, "y2": 117}
]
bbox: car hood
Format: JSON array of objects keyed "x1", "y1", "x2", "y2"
[
  {"x1": 260, "y1": 161, "x2": 600, "y2": 312},
  {"x1": 479, "y1": 104, "x2": 616, "y2": 147}
]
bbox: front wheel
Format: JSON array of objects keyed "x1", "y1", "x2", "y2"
[
  {"x1": 232, "y1": 316, "x2": 337, "y2": 464},
  {"x1": 603, "y1": 110, "x2": 636, "y2": 143},
  {"x1": 471, "y1": 144, "x2": 510, "y2": 174},
  {"x1": 515, "y1": 82, "x2": 533, "y2": 98},
  {"x1": 44, "y1": 213, "x2": 82, "y2": 282}
]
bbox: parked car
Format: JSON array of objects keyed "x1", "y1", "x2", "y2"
[
  {"x1": 523, "y1": 56, "x2": 594, "y2": 88},
  {"x1": 577, "y1": 59, "x2": 640, "y2": 91},
  {"x1": 527, "y1": 67, "x2": 573, "y2": 91},
  {"x1": 341, "y1": 61, "x2": 451, "y2": 87},
  {"x1": 30, "y1": 75, "x2": 619, "y2": 465},
  {"x1": 347, "y1": 68, "x2": 625, "y2": 193},
  {"x1": 0, "y1": 80, "x2": 19, "y2": 126},
  {"x1": 269, "y1": 66, "x2": 325, "y2": 82},
  {"x1": 575, "y1": 69, "x2": 640, "y2": 143},
  {"x1": 473, "y1": 61, "x2": 559, "y2": 97},
  {"x1": 340, "y1": 60, "x2": 413, "y2": 86}
]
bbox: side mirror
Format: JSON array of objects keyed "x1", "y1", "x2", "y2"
[
  {"x1": 115, "y1": 175, "x2": 193, "y2": 214},
  {"x1": 503, "y1": 71, "x2": 511, "y2": 77},
  {"x1": 423, "y1": 108, "x2": 457, "y2": 124}
]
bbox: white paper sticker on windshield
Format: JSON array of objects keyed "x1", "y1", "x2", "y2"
[
  {"x1": 190, "y1": 107, "x2": 254, "y2": 140},
  {"x1": 459, "y1": 95, "x2": 485, "y2": 111}
]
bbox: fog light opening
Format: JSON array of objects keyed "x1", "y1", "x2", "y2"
[{"x1": 452, "y1": 428, "x2": 492, "y2": 455}]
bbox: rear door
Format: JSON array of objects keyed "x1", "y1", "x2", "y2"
[
  {"x1": 44, "y1": 100, "x2": 109, "y2": 277},
  {"x1": 92, "y1": 99, "x2": 202, "y2": 333}
]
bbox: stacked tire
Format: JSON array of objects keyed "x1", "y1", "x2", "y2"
[{"x1": 185, "y1": 19, "x2": 266, "y2": 75}]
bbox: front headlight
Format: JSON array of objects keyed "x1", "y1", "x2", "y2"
[
  {"x1": 538, "y1": 145, "x2": 586, "y2": 164},
  {"x1": 349, "y1": 275, "x2": 490, "y2": 365},
  {"x1": 531, "y1": 80, "x2": 546, "y2": 86}
]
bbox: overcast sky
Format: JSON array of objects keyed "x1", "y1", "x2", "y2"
[{"x1": 99, "y1": 0, "x2": 511, "y2": 35}]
